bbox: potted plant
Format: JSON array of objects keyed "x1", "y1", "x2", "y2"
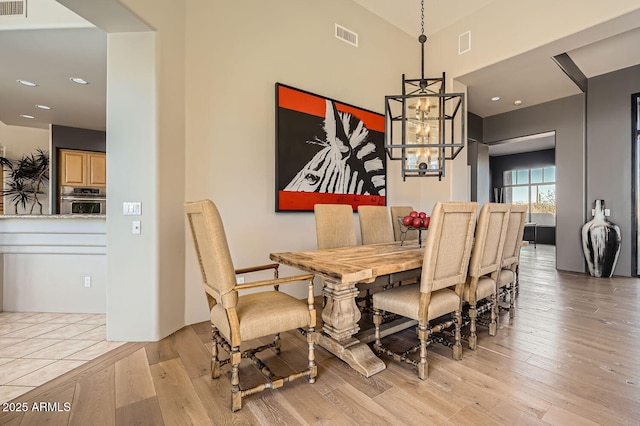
[{"x1": 0, "y1": 148, "x2": 50, "y2": 214}]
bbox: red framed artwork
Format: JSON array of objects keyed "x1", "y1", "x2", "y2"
[{"x1": 275, "y1": 83, "x2": 387, "y2": 212}]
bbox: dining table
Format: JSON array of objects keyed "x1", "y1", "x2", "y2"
[{"x1": 270, "y1": 240, "x2": 425, "y2": 377}]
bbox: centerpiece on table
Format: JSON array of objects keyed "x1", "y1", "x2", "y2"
[{"x1": 399, "y1": 210, "x2": 430, "y2": 247}]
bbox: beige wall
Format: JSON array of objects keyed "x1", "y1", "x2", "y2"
[
  {"x1": 182, "y1": 0, "x2": 456, "y2": 323},
  {"x1": 82, "y1": 0, "x2": 640, "y2": 340},
  {"x1": 427, "y1": 0, "x2": 640, "y2": 80}
]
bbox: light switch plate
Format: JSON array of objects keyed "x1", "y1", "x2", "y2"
[{"x1": 123, "y1": 202, "x2": 142, "y2": 216}]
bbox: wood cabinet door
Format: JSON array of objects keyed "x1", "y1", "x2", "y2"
[
  {"x1": 87, "y1": 153, "x2": 106, "y2": 187},
  {"x1": 60, "y1": 150, "x2": 86, "y2": 186}
]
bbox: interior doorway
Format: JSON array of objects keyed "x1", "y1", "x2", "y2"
[{"x1": 487, "y1": 131, "x2": 557, "y2": 251}]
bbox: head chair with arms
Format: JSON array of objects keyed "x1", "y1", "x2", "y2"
[
  {"x1": 372, "y1": 201, "x2": 477, "y2": 380},
  {"x1": 185, "y1": 199, "x2": 317, "y2": 412}
]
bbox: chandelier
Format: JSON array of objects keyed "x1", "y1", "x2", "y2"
[{"x1": 384, "y1": 0, "x2": 465, "y2": 180}]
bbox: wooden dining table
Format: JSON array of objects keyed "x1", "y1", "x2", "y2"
[{"x1": 270, "y1": 240, "x2": 425, "y2": 377}]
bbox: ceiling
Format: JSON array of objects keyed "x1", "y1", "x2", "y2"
[
  {"x1": 0, "y1": 27, "x2": 107, "y2": 131},
  {"x1": 1, "y1": 1, "x2": 639, "y2": 156}
]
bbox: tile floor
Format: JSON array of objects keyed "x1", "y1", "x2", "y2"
[{"x1": 0, "y1": 311, "x2": 125, "y2": 403}]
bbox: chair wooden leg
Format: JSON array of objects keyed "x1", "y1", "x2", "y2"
[
  {"x1": 509, "y1": 281, "x2": 516, "y2": 319},
  {"x1": 417, "y1": 323, "x2": 428, "y2": 380},
  {"x1": 307, "y1": 328, "x2": 317, "y2": 384},
  {"x1": 468, "y1": 304, "x2": 478, "y2": 350},
  {"x1": 452, "y1": 310, "x2": 463, "y2": 361},
  {"x1": 489, "y1": 292, "x2": 498, "y2": 336},
  {"x1": 231, "y1": 347, "x2": 242, "y2": 412},
  {"x1": 211, "y1": 326, "x2": 221, "y2": 379},
  {"x1": 274, "y1": 333, "x2": 281, "y2": 354}
]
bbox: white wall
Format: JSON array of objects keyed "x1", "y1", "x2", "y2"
[
  {"x1": 0, "y1": 122, "x2": 51, "y2": 215},
  {"x1": 106, "y1": 31, "x2": 163, "y2": 341},
  {"x1": 106, "y1": 0, "x2": 186, "y2": 341},
  {"x1": 0, "y1": 217, "x2": 106, "y2": 312}
]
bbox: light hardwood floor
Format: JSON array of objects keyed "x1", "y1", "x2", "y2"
[{"x1": 0, "y1": 245, "x2": 639, "y2": 425}]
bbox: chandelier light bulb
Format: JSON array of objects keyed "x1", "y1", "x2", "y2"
[{"x1": 417, "y1": 124, "x2": 430, "y2": 137}]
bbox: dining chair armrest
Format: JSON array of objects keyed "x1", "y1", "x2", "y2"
[
  {"x1": 234, "y1": 273, "x2": 315, "y2": 291},
  {"x1": 234, "y1": 263, "x2": 279, "y2": 275}
]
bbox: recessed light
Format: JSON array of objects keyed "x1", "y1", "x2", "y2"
[
  {"x1": 491, "y1": 96, "x2": 501, "y2": 102},
  {"x1": 17, "y1": 79, "x2": 37, "y2": 87},
  {"x1": 70, "y1": 77, "x2": 89, "y2": 85},
  {"x1": 20, "y1": 114, "x2": 35, "y2": 119},
  {"x1": 514, "y1": 100, "x2": 523, "y2": 106},
  {"x1": 35, "y1": 104, "x2": 52, "y2": 110}
]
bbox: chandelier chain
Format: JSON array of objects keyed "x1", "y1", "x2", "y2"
[{"x1": 420, "y1": 0, "x2": 425, "y2": 35}]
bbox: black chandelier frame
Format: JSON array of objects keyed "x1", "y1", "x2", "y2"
[{"x1": 384, "y1": 73, "x2": 465, "y2": 181}]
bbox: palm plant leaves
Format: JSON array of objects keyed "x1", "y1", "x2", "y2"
[{"x1": 0, "y1": 149, "x2": 49, "y2": 214}]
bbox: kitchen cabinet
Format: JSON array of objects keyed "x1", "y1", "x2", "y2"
[{"x1": 59, "y1": 149, "x2": 106, "y2": 187}]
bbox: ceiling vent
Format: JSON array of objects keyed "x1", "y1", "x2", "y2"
[
  {"x1": 458, "y1": 31, "x2": 471, "y2": 55},
  {"x1": 0, "y1": 0, "x2": 26, "y2": 16},
  {"x1": 335, "y1": 24, "x2": 358, "y2": 47}
]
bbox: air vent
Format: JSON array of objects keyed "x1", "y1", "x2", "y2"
[
  {"x1": 335, "y1": 24, "x2": 358, "y2": 47},
  {"x1": 0, "y1": 0, "x2": 25, "y2": 16},
  {"x1": 458, "y1": 31, "x2": 471, "y2": 55}
]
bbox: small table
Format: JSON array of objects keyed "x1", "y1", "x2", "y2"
[
  {"x1": 524, "y1": 223, "x2": 537, "y2": 248},
  {"x1": 270, "y1": 240, "x2": 424, "y2": 377}
]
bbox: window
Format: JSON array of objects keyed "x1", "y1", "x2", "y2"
[{"x1": 503, "y1": 166, "x2": 556, "y2": 225}]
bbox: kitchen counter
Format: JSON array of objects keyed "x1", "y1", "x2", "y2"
[{"x1": 0, "y1": 214, "x2": 106, "y2": 219}]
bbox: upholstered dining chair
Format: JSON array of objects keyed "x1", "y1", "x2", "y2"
[
  {"x1": 372, "y1": 201, "x2": 478, "y2": 380},
  {"x1": 359, "y1": 205, "x2": 420, "y2": 287},
  {"x1": 497, "y1": 204, "x2": 529, "y2": 318},
  {"x1": 390, "y1": 205, "x2": 419, "y2": 242},
  {"x1": 357, "y1": 205, "x2": 395, "y2": 245},
  {"x1": 314, "y1": 203, "x2": 387, "y2": 310},
  {"x1": 185, "y1": 199, "x2": 317, "y2": 412},
  {"x1": 314, "y1": 204, "x2": 357, "y2": 249},
  {"x1": 462, "y1": 203, "x2": 510, "y2": 350}
]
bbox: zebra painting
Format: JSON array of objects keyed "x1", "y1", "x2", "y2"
[
  {"x1": 284, "y1": 100, "x2": 385, "y2": 196},
  {"x1": 276, "y1": 84, "x2": 386, "y2": 211}
]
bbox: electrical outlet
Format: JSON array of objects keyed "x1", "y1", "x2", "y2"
[
  {"x1": 132, "y1": 220, "x2": 141, "y2": 235},
  {"x1": 236, "y1": 276, "x2": 245, "y2": 284},
  {"x1": 84, "y1": 276, "x2": 91, "y2": 288},
  {"x1": 605, "y1": 208, "x2": 611, "y2": 216}
]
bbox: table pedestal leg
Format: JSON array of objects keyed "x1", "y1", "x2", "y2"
[{"x1": 320, "y1": 279, "x2": 386, "y2": 377}]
